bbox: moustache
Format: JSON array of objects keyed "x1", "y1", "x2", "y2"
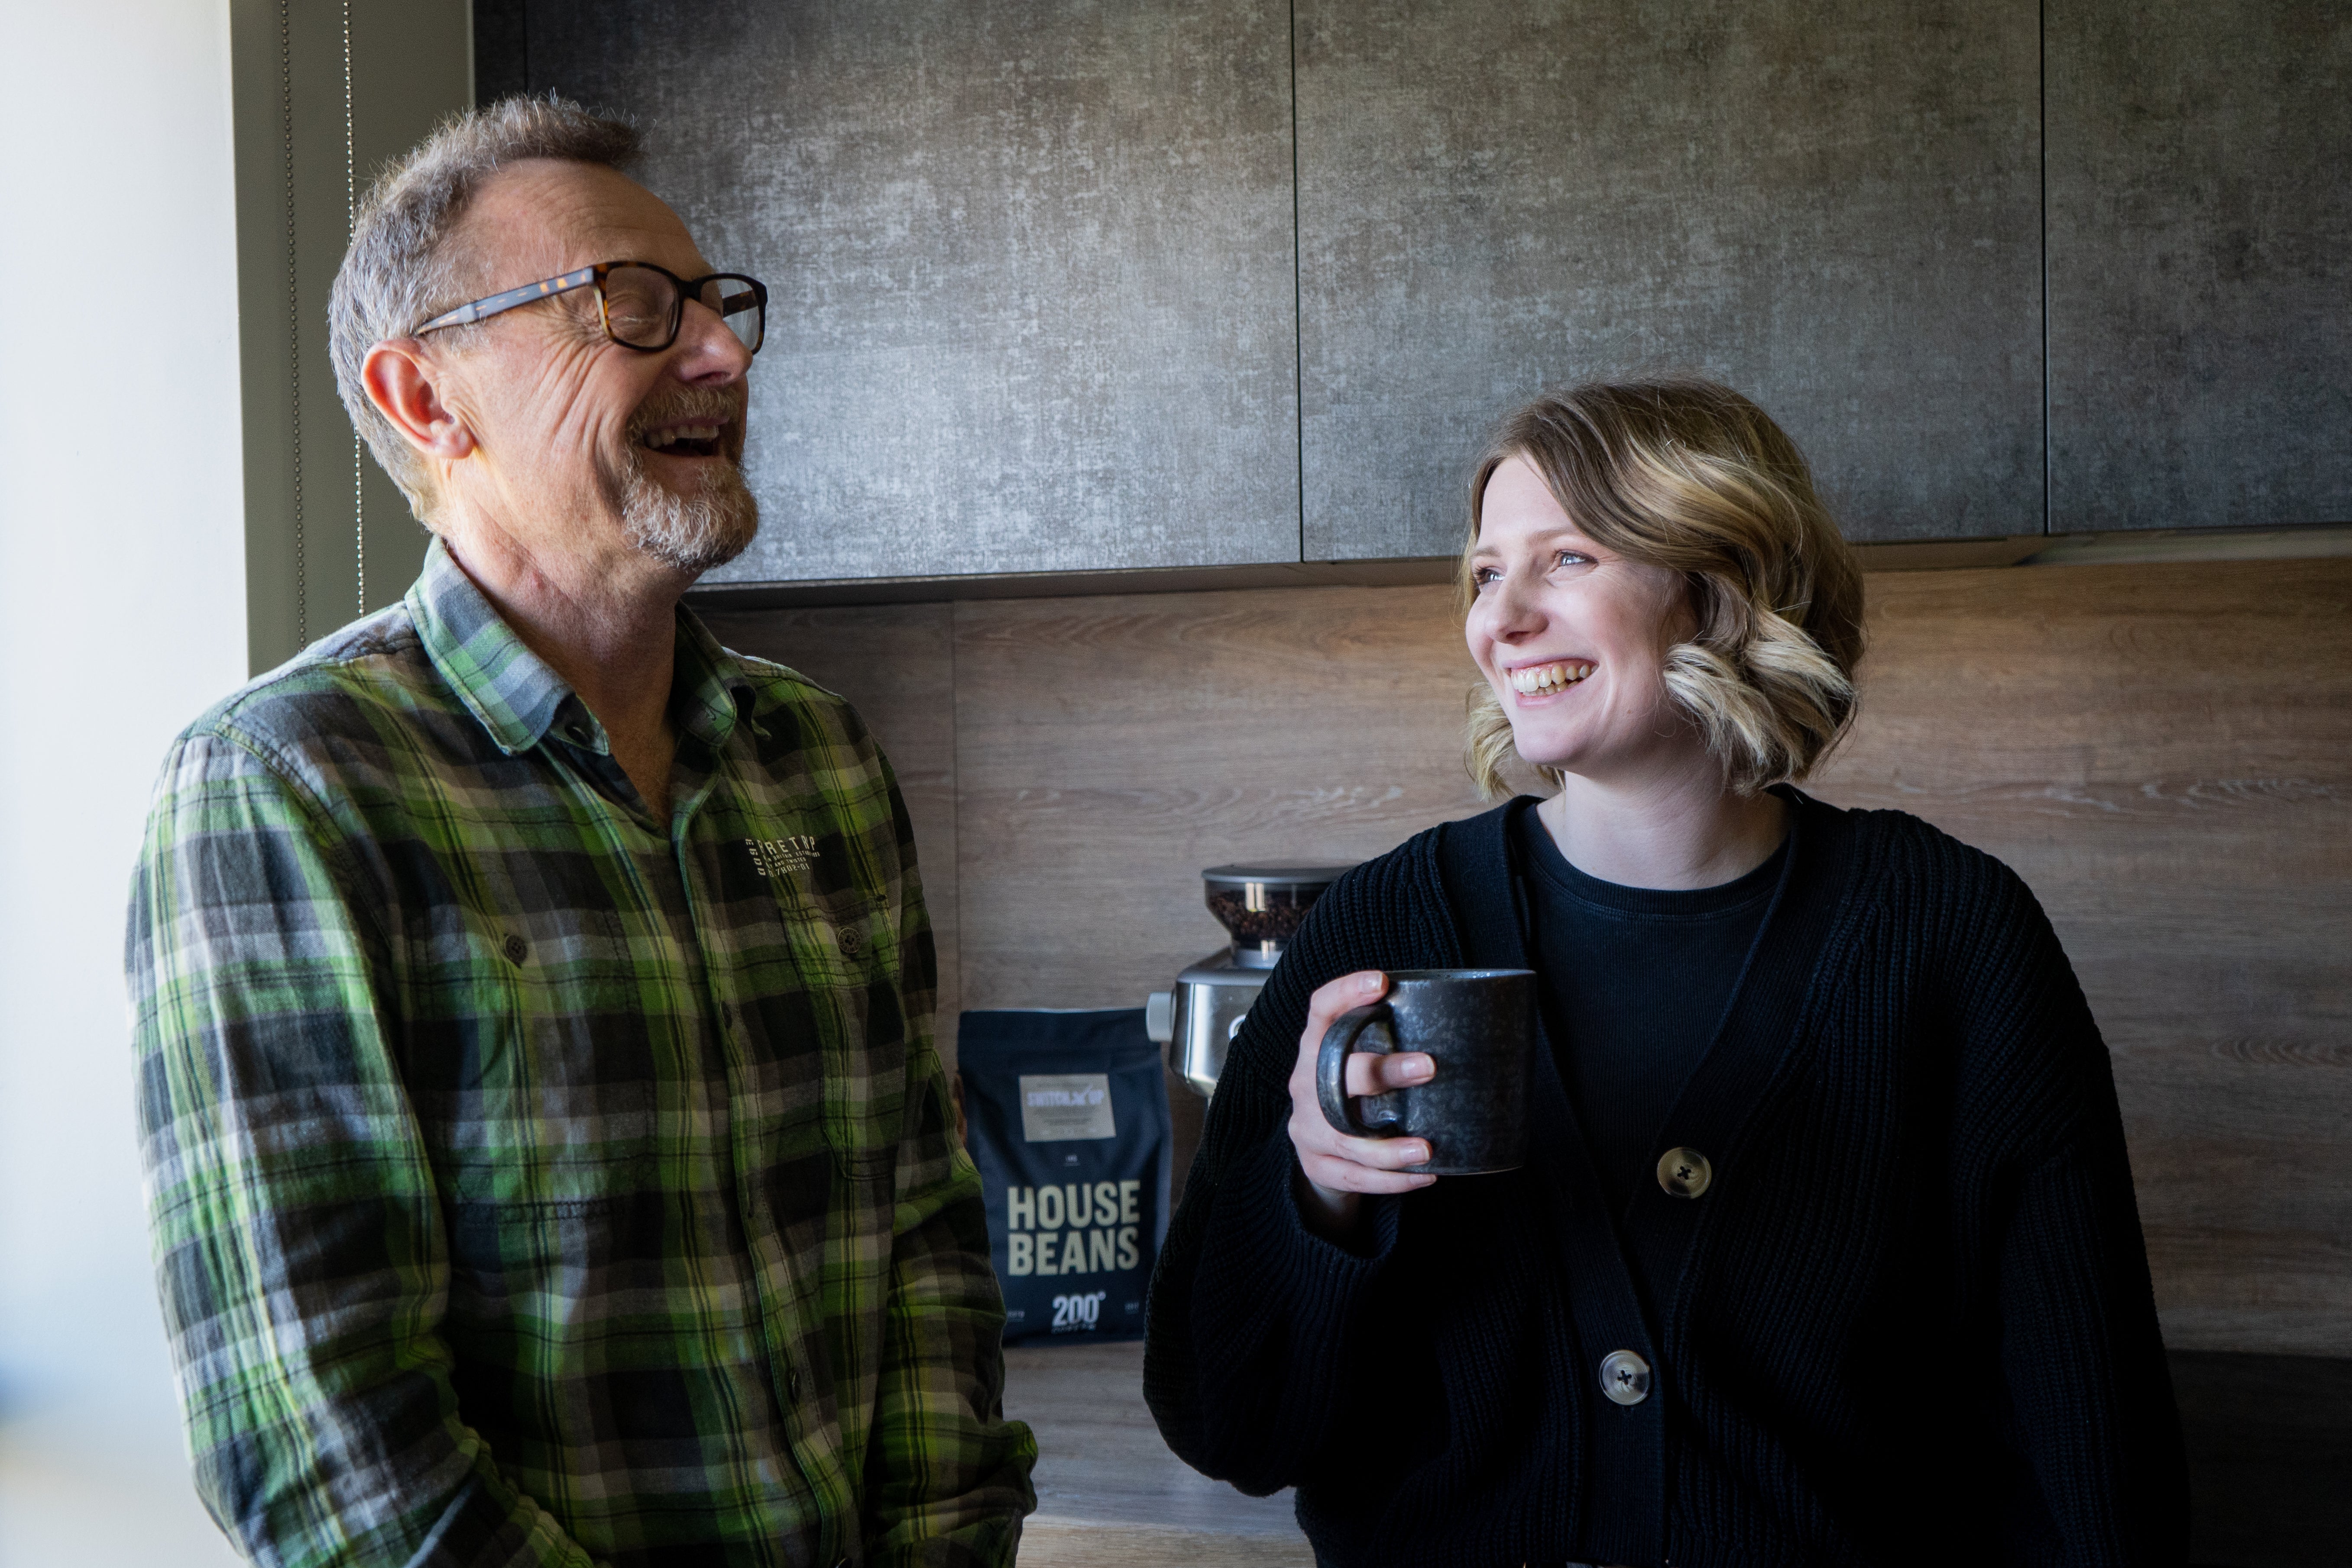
[{"x1": 623, "y1": 387, "x2": 748, "y2": 447}]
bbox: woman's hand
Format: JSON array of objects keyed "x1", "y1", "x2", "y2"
[{"x1": 1286, "y1": 970, "x2": 1437, "y2": 1241}]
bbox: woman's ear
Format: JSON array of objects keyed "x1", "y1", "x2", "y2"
[{"x1": 362, "y1": 339, "x2": 476, "y2": 463}]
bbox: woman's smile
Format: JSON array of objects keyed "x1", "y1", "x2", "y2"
[{"x1": 1504, "y1": 659, "x2": 1596, "y2": 699}]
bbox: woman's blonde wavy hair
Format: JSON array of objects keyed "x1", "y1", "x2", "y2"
[{"x1": 1462, "y1": 378, "x2": 1866, "y2": 799}]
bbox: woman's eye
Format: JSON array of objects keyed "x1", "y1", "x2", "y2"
[
  {"x1": 1554, "y1": 551, "x2": 1592, "y2": 570},
  {"x1": 1471, "y1": 566, "x2": 1501, "y2": 587}
]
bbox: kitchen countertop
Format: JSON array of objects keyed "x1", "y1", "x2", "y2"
[{"x1": 1002, "y1": 1339, "x2": 1313, "y2": 1566}]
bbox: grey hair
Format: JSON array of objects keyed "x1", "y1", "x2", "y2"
[{"x1": 327, "y1": 95, "x2": 640, "y2": 520}]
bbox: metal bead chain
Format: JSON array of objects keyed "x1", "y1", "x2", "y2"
[
  {"x1": 280, "y1": 0, "x2": 305, "y2": 647},
  {"x1": 343, "y1": 0, "x2": 363, "y2": 615}
]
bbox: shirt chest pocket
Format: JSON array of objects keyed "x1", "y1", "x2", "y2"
[
  {"x1": 772, "y1": 876, "x2": 889, "y2": 984},
  {"x1": 747, "y1": 871, "x2": 907, "y2": 1181},
  {"x1": 398, "y1": 903, "x2": 662, "y2": 1204}
]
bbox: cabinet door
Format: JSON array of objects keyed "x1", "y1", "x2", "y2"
[
  {"x1": 522, "y1": 0, "x2": 1300, "y2": 583},
  {"x1": 1296, "y1": 0, "x2": 2044, "y2": 557},
  {"x1": 2047, "y1": 2, "x2": 2352, "y2": 533}
]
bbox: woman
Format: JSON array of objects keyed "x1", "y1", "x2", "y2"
[{"x1": 1142, "y1": 379, "x2": 2185, "y2": 1568}]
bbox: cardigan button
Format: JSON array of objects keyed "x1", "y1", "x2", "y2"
[
  {"x1": 1656, "y1": 1146, "x2": 1712, "y2": 1199},
  {"x1": 1599, "y1": 1349, "x2": 1651, "y2": 1406}
]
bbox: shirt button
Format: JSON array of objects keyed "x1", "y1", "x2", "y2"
[
  {"x1": 837, "y1": 924, "x2": 863, "y2": 957},
  {"x1": 501, "y1": 933, "x2": 529, "y2": 965},
  {"x1": 1600, "y1": 1349, "x2": 1652, "y2": 1406},
  {"x1": 788, "y1": 1368, "x2": 802, "y2": 1404},
  {"x1": 1656, "y1": 1147, "x2": 1712, "y2": 1199}
]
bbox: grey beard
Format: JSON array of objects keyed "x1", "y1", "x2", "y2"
[{"x1": 611, "y1": 444, "x2": 760, "y2": 575}]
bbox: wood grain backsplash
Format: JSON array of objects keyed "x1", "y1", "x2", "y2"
[{"x1": 703, "y1": 555, "x2": 2352, "y2": 1356}]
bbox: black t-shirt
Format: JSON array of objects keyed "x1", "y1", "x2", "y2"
[{"x1": 1513, "y1": 806, "x2": 1786, "y2": 1218}]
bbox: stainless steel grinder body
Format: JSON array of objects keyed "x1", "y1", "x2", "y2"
[{"x1": 1163, "y1": 952, "x2": 1274, "y2": 1099}]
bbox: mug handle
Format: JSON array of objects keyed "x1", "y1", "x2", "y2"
[{"x1": 1317, "y1": 1003, "x2": 1404, "y2": 1137}]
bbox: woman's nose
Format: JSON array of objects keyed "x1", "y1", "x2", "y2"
[{"x1": 1489, "y1": 569, "x2": 1546, "y2": 632}]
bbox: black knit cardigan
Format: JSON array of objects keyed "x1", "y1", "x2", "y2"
[{"x1": 1142, "y1": 792, "x2": 2187, "y2": 1568}]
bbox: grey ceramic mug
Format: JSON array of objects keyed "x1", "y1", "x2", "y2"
[{"x1": 1315, "y1": 968, "x2": 1536, "y2": 1175}]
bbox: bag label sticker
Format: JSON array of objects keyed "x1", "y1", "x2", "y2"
[{"x1": 1017, "y1": 1073, "x2": 1116, "y2": 1142}]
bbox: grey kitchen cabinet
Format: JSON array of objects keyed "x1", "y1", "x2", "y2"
[
  {"x1": 1295, "y1": 0, "x2": 2046, "y2": 557},
  {"x1": 521, "y1": 0, "x2": 1302, "y2": 584},
  {"x1": 2047, "y1": 1, "x2": 2352, "y2": 534}
]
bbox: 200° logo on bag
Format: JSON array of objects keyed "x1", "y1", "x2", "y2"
[{"x1": 1050, "y1": 1291, "x2": 1108, "y2": 1332}]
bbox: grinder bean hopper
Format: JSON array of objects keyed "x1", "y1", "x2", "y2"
[{"x1": 1145, "y1": 863, "x2": 1356, "y2": 1098}]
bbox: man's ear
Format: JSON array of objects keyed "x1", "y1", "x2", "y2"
[{"x1": 362, "y1": 339, "x2": 476, "y2": 462}]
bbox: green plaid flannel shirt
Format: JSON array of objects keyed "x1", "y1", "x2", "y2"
[{"x1": 126, "y1": 541, "x2": 1035, "y2": 1568}]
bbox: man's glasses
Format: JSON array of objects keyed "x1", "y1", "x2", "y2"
[{"x1": 413, "y1": 260, "x2": 767, "y2": 354}]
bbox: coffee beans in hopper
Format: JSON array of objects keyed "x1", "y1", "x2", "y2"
[{"x1": 1207, "y1": 888, "x2": 1314, "y2": 943}]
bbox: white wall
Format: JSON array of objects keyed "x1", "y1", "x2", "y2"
[{"x1": 0, "y1": 0, "x2": 250, "y2": 1559}]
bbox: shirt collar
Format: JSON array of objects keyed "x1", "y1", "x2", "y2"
[
  {"x1": 673, "y1": 600, "x2": 755, "y2": 754},
  {"x1": 408, "y1": 536, "x2": 757, "y2": 758}
]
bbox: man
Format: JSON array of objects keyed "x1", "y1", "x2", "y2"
[{"x1": 126, "y1": 97, "x2": 1034, "y2": 1567}]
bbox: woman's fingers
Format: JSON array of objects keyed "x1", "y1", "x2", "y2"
[
  {"x1": 1298, "y1": 1148, "x2": 1436, "y2": 1195},
  {"x1": 1289, "y1": 1075, "x2": 1437, "y2": 1192},
  {"x1": 1308, "y1": 1128, "x2": 1433, "y2": 1171},
  {"x1": 1292, "y1": 1095, "x2": 1435, "y2": 1191},
  {"x1": 1289, "y1": 970, "x2": 1389, "y2": 1124},
  {"x1": 1345, "y1": 1049, "x2": 1433, "y2": 1098},
  {"x1": 1303, "y1": 969, "x2": 1389, "y2": 1037},
  {"x1": 1286, "y1": 968, "x2": 1439, "y2": 1200}
]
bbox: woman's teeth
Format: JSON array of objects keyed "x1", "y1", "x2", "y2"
[{"x1": 1508, "y1": 661, "x2": 1594, "y2": 695}]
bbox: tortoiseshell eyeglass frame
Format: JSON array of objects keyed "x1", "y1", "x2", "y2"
[{"x1": 411, "y1": 260, "x2": 768, "y2": 353}]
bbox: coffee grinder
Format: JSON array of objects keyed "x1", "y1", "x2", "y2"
[{"x1": 1145, "y1": 863, "x2": 1356, "y2": 1098}]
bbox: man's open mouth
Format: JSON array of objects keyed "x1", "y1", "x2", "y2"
[{"x1": 640, "y1": 423, "x2": 726, "y2": 458}]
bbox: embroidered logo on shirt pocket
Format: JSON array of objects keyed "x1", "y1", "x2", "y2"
[
  {"x1": 742, "y1": 836, "x2": 884, "y2": 966},
  {"x1": 745, "y1": 835, "x2": 819, "y2": 880}
]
